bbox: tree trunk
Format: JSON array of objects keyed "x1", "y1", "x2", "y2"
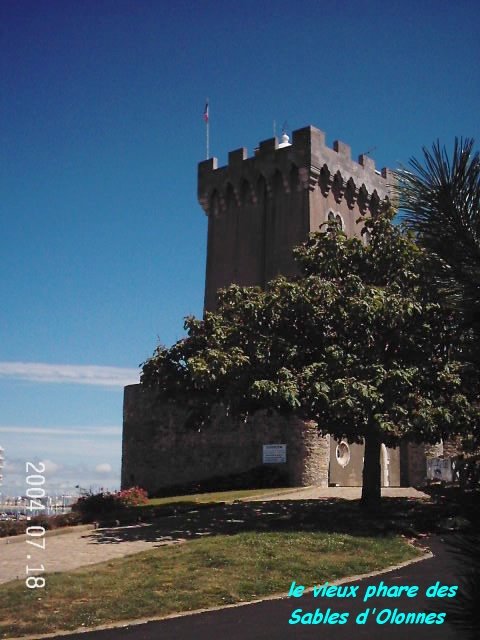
[{"x1": 361, "y1": 432, "x2": 382, "y2": 510}]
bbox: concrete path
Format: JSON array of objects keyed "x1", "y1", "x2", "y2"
[
  {"x1": 255, "y1": 486, "x2": 430, "y2": 501},
  {"x1": 0, "y1": 523, "x2": 186, "y2": 585}
]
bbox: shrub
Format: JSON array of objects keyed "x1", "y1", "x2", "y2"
[
  {"x1": 0, "y1": 520, "x2": 26, "y2": 538},
  {"x1": 53, "y1": 511, "x2": 81, "y2": 528},
  {"x1": 116, "y1": 486, "x2": 148, "y2": 506},
  {"x1": 28, "y1": 515, "x2": 53, "y2": 530},
  {"x1": 71, "y1": 487, "x2": 149, "y2": 519},
  {"x1": 72, "y1": 489, "x2": 121, "y2": 518},
  {"x1": 0, "y1": 511, "x2": 82, "y2": 538}
]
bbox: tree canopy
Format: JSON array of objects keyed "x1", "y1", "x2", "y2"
[
  {"x1": 142, "y1": 210, "x2": 479, "y2": 507},
  {"x1": 396, "y1": 138, "x2": 480, "y2": 344}
]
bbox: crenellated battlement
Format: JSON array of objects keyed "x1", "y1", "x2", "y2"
[
  {"x1": 199, "y1": 124, "x2": 394, "y2": 312},
  {"x1": 198, "y1": 125, "x2": 393, "y2": 216}
]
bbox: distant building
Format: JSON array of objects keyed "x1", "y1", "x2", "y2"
[{"x1": 122, "y1": 125, "x2": 447, "y2": 495}]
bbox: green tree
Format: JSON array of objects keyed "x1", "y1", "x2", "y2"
[
  {"x1": 397, "y1": 140, "x2": 480, "y2": 638},
  {"x1": 142, "y1": 211, "x2": 478, "y2": 508},
  {"x1": 396, "y1": 138, "x2": 480, "y2": 345}
]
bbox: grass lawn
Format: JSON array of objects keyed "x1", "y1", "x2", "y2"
[
  {"x1": 143, "y1": 487, "x2": 298, "y2": 507},
  {"x1": 0, "y1": 531, "x2": 421, "y2": 638}
]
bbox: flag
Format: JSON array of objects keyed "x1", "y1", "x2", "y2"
[{"x1": 203, "y1": 101, "x2": 209, "y2": 123}]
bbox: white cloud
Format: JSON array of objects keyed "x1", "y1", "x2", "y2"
[
  {"x1": 95, "y1": 463, "x2": 112, "y2": 473},
  {"x1": 0, "y1": 429, "x2": 122, "y2": 464},
  {"x1": 3, "y1": 459, "x2": 24, "y2": 474},
  {"x1": 41, "y1": 459, "x2": 61, "y2": 474},
  {"x1": 0, "y1": 362, "x2": 139, "y2": 387},
  {"x1": 0, "y1": 425, "x2": 121, "y2": 436},
  {"x1": 1, "y1": 456, "x2": 121, "y2": 497}
]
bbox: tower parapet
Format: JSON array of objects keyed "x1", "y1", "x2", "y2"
[
  {"x1": 198, "y1": 125, "x2": 393, "y2": 311},
  {"x1": 199, "y1": 125, "x2": 392, "y2": 215}
]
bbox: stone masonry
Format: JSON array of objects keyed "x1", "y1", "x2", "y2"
[{"x1": 122, "y1": 384, "x2": 330, "y2": 494}]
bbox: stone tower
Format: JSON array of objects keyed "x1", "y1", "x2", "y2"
[
  {"x1": 122, "y1": 125, "x2": 410, "y2": 494},
  {"x1": 198, "y1": 125, "x2": 392, "y2": 311}
]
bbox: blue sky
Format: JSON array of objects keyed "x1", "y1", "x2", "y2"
[{"x1": 1, "y1": 0, "x2": 479, "y2": 498}]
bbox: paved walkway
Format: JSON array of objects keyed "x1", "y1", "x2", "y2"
[
  {"x1": 0, "y1": 487, "x2": 430, "y2": 585},
  {"x1": 0, "y1": 523, "x2": 183, "y2": 585},
  {"x1": 256, "y1": 486, "x2": 430, "y2": 501}
]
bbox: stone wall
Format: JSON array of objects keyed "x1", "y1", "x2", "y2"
[
  {"x1": 400, "y1": 442, "x2": 426, "y2": 487},
  {"x1": 443, "y1": 437, "x2": 463, "y2": 458},
  {"x1": 122, "y1": 384, "x2": 330, "y2": 495}
]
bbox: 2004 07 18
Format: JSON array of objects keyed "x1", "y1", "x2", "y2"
[{"x1": 25, "y1": 461, "x2": 46, "y2": 589}]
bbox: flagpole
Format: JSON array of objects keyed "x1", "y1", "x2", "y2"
[
  {"x1": 205, "y1": 98, "x2": 210, "y2": 160},
  {"x1": 206, "y1": 116, "x2": 209, "y2": 160}
]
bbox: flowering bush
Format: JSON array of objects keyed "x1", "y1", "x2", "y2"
[
  {"x1": 72, "y1": 486, "x2": 148, "y2": 518},
  {"x1": 116, "y1": 486, "x2": 148, "y2": 506}
]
